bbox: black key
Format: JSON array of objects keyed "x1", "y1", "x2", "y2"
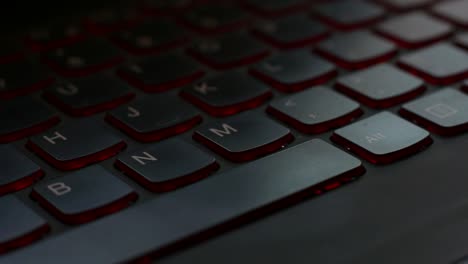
[
  {"x1": 336, "y1": 64, "x2": 425, "y2": 108},
  {"x1": 181, "y1": 4, "x2": 248, "y2": 34},
  {"x1": 42, "y1": 39, "x2": 124, "y2": 77},
  {"x1": 0, "y1": 145, "x2": 43, "y2": 195},
  {"x1": 253, "y1": 15, "x2": 328, "y2": 49},
  {"x1": 0, "y1": 60, "x2": 54, "y2": 99},
  {"x1": 84, "y1": 8, "x2": 141, "y2": 35},
  {"x1": 378, "y1": 0, "x2": 434, "y2": 11},
  {"x1": 180, "y1": 72, "x2": 272, "y2": 117},
  {"x1": 106, "y1": 95, "x2": 201, "y2": 142},
  {"x1": 242, "y1": 0, "x2": 309, "y2": 17},
  {"x1": 44, "y1": 75, "x2": 135, "y2": 116},
  {"x1": 249, "y1": 50, "x2": 336, "y2": 92},
  {"x1": 27, "y1": 119, "x2": 126, "y2": 170},
  {"x1": 0, "y1": 96, "x2": 60, "y2": 143},
  {"x1": 331, "y1": 111, "x2": 432, "y2": 164},
  {"x1": 433, "y1": 0, "x2": 468, "y2": 28},
  {"x1": 116, "y1": 139, "x2": 218, "y2": 192},
  {"x1": 193, "y1": 112, "x2": 293, "y2": 162},
  {"x1": 400, "y1": 88, "x2": 468, "y2": 136},
  {"x1": 141, "y1": 0, "x2": 195, "y2": 15},
  {"x1": 24, "y1": 25, "x2": 86, "y2": 52},
  {"x1": 267, "y1": 86, "x2": 362, "y2": 134},
  {"x1": 117, "y1": 54, "x2": 204, "y2": 92},
  {"x1": 376, "y1": 12, "x2": 453, "y2": 49},
  {"x1": 398, "y1": 43, "x2": 468, "y2": 85},
  {"x1": 0, "y1": 139, "x2": 364, "y2": 263},
  {"x1": 455, "y1": 32, "x2": 468, "y2": 50},
  {"x1": 314, "y1": 0, "x2": 385, "y2": 30},
  {"x1": 316, "y1": 31, "x2": 396, "y2": 70},
  {"x1": 111, "y1": 20, "x2": 189, "y2": 55},
  {"x1": 0, "y1": 196, "x2": 49, "y2": 254},
  {"x1": 188, "y1": 33, "x2": 270, "y2": 69},
  {"x1": 31, "y1": 165, "x2": 138, "y2": 224}
]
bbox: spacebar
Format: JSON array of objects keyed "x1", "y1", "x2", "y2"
[{"x1": 1, "y1": 139, "x2": 364, "y2": 264}]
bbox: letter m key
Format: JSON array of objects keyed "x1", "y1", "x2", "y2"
[{"x1": 209, "y1": 123, "x2": 238, "y2": 137}]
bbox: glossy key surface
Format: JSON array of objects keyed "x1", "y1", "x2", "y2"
[
  {"x1": 0, "y1": 196, "x2": 49, "y2": 254},
  {"x1": 106, "y1": 95, "x2": 201, "y2": 142},
  {"x1": 331, "y1": 111, "x2": 432, "y2": 164},
  {"x1": 316, "y1": 31, "x2": 396, "y2": 70},
  {"x1": 194, "y1": 112, "x2": 293, "y2": 162},
  {"x1": 31, "y1": 165, "x2": 137, "y2": 224},
  {"x1": 181, "y1": 71, "x2": 272, "y2": 116},
  {"x1": 111, "y1": 20, "x2": 188, "y2": 55},
  {"x1": 27, "y1": 119, "x2": 126, "y2": 170},
  {"x1": 0, "y1": 97, "x2": 60, "y2": 143},
  {"x1": 181, "y1": 4, "x2": 248, "y2": 34},
  {"x1": 249, "y1": 50, "x2": 336, "y2": 92},
  {"x1": 336, "y1": 64, "x2": 425, "y2": 108},
  {"x1": 42, "y1": 38, "x2": 123, "y2": 77},
  {"x1": 253, "y1": 15, "x2": 328, "y2": 49},
  {"x1": 0, "y1": 60, "x2": 54, "y2": 99},
  {"x1": 376, "y1": 12, "x2": 453, "y2": 49},
  {"x1": 1, "y1": 139, "x2": 364, "y2": 263},
  {"x1": 118, "y1": 54, "x2": 204, "y2": 92},
  {"x1": 0, "y1": 145, "x2": 43, "y2": 195},
  {"x1": 400, "y1": 88, "x2": 468, "y2": 135},
  {"x1": 44, "y1": 75, "x2": 134, "y2": 116},
  {"x1": 188, "y1": 33, "x2": 269, "y2": 69},
  {"x1": 314, "y1": 1, "x2": 385, "y2": 30},
  {"x1": 433, "y1": 0, "x2": 468, "y2": 27},
  {"x1": 268, "y1": 86, "x2": 362, "y2": 134},
  {"x1": 116, "y1": 139, "x2": 218, "y2": 192},
  {"x1": 398, "y1": 43, "x2": 468, "y2": 85}
]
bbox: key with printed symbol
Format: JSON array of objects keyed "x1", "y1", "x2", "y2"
[
  {"x1": 116, "y1": 139, "x2": 218, "y2": 192},
  {"x1": 0, "y1": 196, "x2": 49, "y2": 254},
  {"x1": 376, "y1": 12, "x2": 453, "y2": 49},
  {"x1": 31, "y1": 165, "x2": 138, "y2": 225},
  {"x1": 336, "y1": 64, "x2": 425, "y2": 108},
  {"x1": 316, "y1": 31, "x2": 396, "y2": 70},
  {"x1": 0, "y1": 145, "x2": 43, "y2": 195},
  {"x1": 249, "y1": 50, "x2": 336, "y2": 92},
  {"x1": 42, "y1": 38, "x2": 124, "y2": 77},
  {"x1": 106, "y1": 95, "x2": 201, "y2": 142},
  {"x1": 267, "y1": 87, "x2": 362, "y2": 134},
  {"x1": 181, "y1": 4, "x2": 248, "y2": 34},
  {"x1": 188, "y1": 33, "x2": 270, "y2": 69},
  {"x1": 180, "y1": 71, "x2": 272, "y2": 117},
  {"x1": 313, "y1": 1, "x2": 385, "y2": 30},
  {"x1": 111, "y1": 20, "x2": 188, "y2": 55},
  {"x1": 117, "y1": 53, "x2": 204, "y2": 92},
  {"x1": 400, "y1": 89, "x2": 468, "y2": 136},
  {"x1": 331, "y1": 111, "x2": 432, "y2": 164},
  {"x1": 24, "y1": 25, "x2": 87, "y2": 52},
  {"x1": 0, "y1": 60, "x2": 54, "y2": 99},
  {"x1": 27, "y1": 119, "x2": 126, "y2": 170},
  {"x1": 242, "y1": 0, "x2": 309, "y2": 17},
  {"x1": 398, "y1": 43, "x2": 468, "y2": 85},
  {"x1": 193, "y1": 112, "x2": 293, "y2": 162},
  {"x1": 432, "y1": 0, "x2": 468, "y2": 28},
  {"x1": 253, "y1": 15, "x2": 328, "y2": 49},
  {"x1": 0, "y1": 96, "x2": 60, "y2": 143},
  {"x1": 44, "y1": 75, "x2": 134, "y2": 117}
]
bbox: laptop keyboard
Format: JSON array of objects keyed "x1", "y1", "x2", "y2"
[{"x1": 2, "y1": 0, "x2": 468, "y2": 262}]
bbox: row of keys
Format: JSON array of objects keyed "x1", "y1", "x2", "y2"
[{"x1": 5, "y1": 0, "x2": 466, "y2": 68}]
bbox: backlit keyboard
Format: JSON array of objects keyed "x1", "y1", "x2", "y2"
[{"x1": 2, "y1": 0, "x2": 468, "y2": 262}]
